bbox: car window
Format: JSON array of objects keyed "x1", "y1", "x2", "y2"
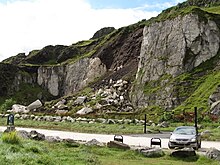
[{"x1": 173, "y1": 127, "x2": 196, "y2": 135}]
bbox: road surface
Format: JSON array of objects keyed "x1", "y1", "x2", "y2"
[{"x1": 0, "y1": 126, "x2": 219, "y2": 150}]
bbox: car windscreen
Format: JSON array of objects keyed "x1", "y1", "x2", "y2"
[{"x1": 173, "y1": 127, "x2": 196, "y2": 135}]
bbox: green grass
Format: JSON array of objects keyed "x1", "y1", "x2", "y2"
[
  {"x1": 174, "y1": 71, "x2": 220, "y2": 113},
  {"x1": 203, "y1": 6, "x2": 220, "y2": 14},
  {"x1": 2, "y1": 131, "x2": 21, "y2": 144},
  {"x1": 0, "y1": 134, "x2": 218, "y2": 165},
  {"x1": 0, "y1": 117, "x2": 220, "y2": 141}
]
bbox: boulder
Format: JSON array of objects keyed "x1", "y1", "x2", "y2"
[
  {"x1": 55, "y1": 110, "x2": 68, "y2": 115},
  {"x1": 54, "y1": 99, "x2": 66, "y2": 107},
  {"x1": 209, "y1": 86, "x2": 220, "y2": 105},
  {"x1": 210, "y1": 100, "x2": 220, "y2": 115},
  {"x1": 140, "y1": 148, "x2": 165, "y2": 158},
  {"x1": 157, "y1": 121, "x2": 169, "y2": 128},
  {"x1": 85, "y1": 139, "x2": 104, "y2": 146},
  {"x1": 29, "y1": 130, "x2": 45, "y2": 141},
  {"x1": 14, "y1": 114, "x2": 20, "y2": 119},
  {"x1": 206, "y1": 148, "x2": 220, "y2": 161},
  {"x1": 11, "y1": 104, "x2": 29, "y2": 114},
  {"x1": 45, "y1": 136, "x2": 62, "y2": 143},
  {"x1": 171, "y1": 148, "x2": 196, "y2": 157},
  {"x1": 27, "y1": 99, "x2": 42, "y2": 111},
  {"x1": 74, "y1": 96, "x2": 87, "y2": 105},
  {"x1": 107, "y1": 141, "x2": 130, "y2": 150},
  {"x1": 17, "y1": 130, "x2": 30, "y2": 139},
  {"x1": 66, "y1": 116, "x2": 75, "y2": 122},
  {"x1": 107, "y1": 119, "x2": 116, "y2": 124},
  {"x1": 44, "y1": 116, "x2": 54, "y2": 122},
  {"x1": 76, "y1": 107, "x2": 93, "y2": 115}
]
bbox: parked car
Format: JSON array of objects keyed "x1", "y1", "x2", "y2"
[{"x1": 168, "y1": 126, "x2": 201, "y2": 150}]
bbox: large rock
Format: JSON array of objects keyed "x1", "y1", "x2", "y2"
[
  {"x1": 17, "y1": 130, "x2": 30, "y2": 139},
  {"x1": 85, "y1": 139, "x2": 104, "y2": 146},
  {"x1": 76, "y1": 107, "x2": 93, "y2": 115},
  {"x1": 29, "y1": 130, "x2": 45, "y2": 141},
  {"x1": 27, "y1": 99, "x2": 42, "y2": 111},
  {"x1": 45, "y1": 136, "x2": 62, "y2": 143},
  {"x1": 107, "y1": 141, "x2": 130, "y2": 150},
  {"x1": 171, "y1": 148, "x2": 196, "y2": 157},
  {"x1": 140, "y1": 148, "x2": 165, "y2": 158},
  {"x1": 74, "y1": 96, "x2": 87, "y2": 105},
  {"x1": 206, "y1": 148, "x2": 220, "y2": 161},
  {"x1": 210, "y1": 100, "x2": 220, "y2": 115},
  {"x1": 11, "y1": 104, "x2": 29, "y2": 114},
  {"x1": 209, "y1": 85, "x2": 220, "y2": 105}
]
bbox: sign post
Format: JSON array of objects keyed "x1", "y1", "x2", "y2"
[{"x1": 6, "y1": 114, "x2": 15, "y2": 132}]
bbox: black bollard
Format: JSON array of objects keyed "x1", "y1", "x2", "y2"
[{"x1": 144, "y1": 114, "x2": 147, "y2": 134}]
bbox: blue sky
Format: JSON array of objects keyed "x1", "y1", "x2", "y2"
[
  {"x1": 86, "y1": 0, "x2": 185, "y2": 11},
  {"x1": 0, "y1": 0, "x2": 185, "y2": 61}
]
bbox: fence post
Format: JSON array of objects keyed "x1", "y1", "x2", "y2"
[
  {"x1": 144, "y1": 114, "x2": 147, "y2": 134},
  {"x1": 194, "y1": 107, "x2": 198, "y2": 135}
]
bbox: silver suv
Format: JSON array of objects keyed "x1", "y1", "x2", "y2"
[{"x1": 168, "y1": 126, "x2": 201, "y2": 150}]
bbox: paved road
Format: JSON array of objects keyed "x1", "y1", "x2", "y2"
[{"x1": 0, "y1": 126, "x2": 219, "y2": 150}]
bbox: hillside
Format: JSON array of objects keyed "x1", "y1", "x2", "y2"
[{"x1": 1, "y1": 0, "x2": 220, "y2": 121}]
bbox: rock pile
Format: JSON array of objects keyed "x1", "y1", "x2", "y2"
[{"x1": 94, "y1": 79, "x2": 133, "y2": 112}]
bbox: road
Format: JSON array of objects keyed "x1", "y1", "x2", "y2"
[{"x1": 0, "y1": 126, "x2": 219, "y2": 150}]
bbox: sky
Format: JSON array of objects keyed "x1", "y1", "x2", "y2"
[{"x1": 0, "y1": 0, "x2": 185, "y2": 61}]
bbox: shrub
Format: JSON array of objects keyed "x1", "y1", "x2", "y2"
[
  {"x1": 2, "y1": 131, "x2": 21, "y2": 144},
  {"x1": 0, "y1": 98, "x2": 16, "y2": 112}
]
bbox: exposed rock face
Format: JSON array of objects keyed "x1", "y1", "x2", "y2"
[
  {"x1": 132, "y1": 12, "x2": 220, "y2": 109},
  {"x1": 38, "y1": 57, "x2": 106, "y2": 96}
]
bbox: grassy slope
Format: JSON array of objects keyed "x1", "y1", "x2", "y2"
[{"x1": 203, "y1": 6, "x2": 220, "y2": 14}]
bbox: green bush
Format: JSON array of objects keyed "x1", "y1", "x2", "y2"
[
  {"x1": 0, "y1": 98, "x2": 16, "y2": 112},
  {"x1": 2, "y1": 131, "x2": 21, "y2": 144}
]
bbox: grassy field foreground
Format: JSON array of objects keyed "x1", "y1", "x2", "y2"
[{"x1": 0, "y1": 132, "x2": 219, "y2": 165}]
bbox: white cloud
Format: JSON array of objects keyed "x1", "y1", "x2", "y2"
[{"x1": 0, "y1": 0, "x2": 159, "y2": 61}]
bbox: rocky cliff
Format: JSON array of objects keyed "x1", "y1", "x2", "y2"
[
  {"x1": 38, "y1": 57, "x2": 106, "y2": 96},
  {"x1": 132, "y1": 9, "x2": 220, "y2": 111},
  {"x1": 1, "y1": 0, "x2": 220, "y2": 119}
]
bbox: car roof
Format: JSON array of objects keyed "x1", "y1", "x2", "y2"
[{"x1": 175, "y1": 126, "x2": 195, "y2": 129}]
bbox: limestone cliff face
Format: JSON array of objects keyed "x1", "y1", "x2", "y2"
[
  {"x1": 38, "y1": 57, "x2": 106, "y2": 96},
  {"x1": 132, "y1": 13, "x2": 220, "y2": 109}
]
